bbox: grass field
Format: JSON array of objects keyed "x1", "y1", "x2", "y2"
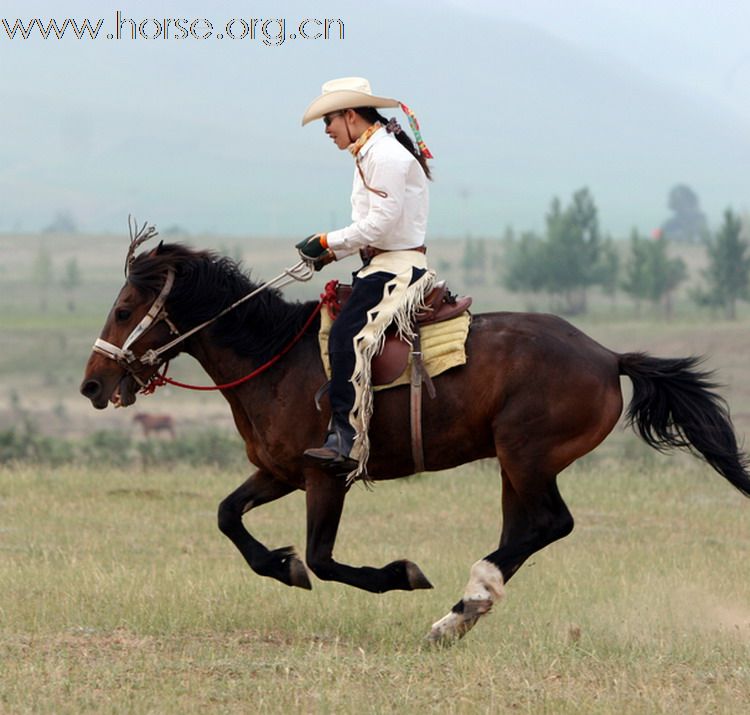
[
  {"x1": 1, "y1": 457, "x2": 750, "y2": 714},
  {"x1": 3, "y1": 233, "x2": 750, "y2": 712}
]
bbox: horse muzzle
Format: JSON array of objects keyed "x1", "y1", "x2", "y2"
[{"x1": 80, "y1": 372, "x2": 138, "y2": 410}]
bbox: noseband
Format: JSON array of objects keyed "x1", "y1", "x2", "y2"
[{"x1": 92, "y1": 268, "x2": 178, "y2": 387}]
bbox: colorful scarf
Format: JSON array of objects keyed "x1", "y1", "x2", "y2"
[
  {"x1": 348, "y1": 122, "x2": 382, "y2": 157},
  {"x1": 399, "y1": 102, "x2": 434, "y2": 159}
]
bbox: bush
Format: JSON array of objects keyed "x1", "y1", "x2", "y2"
[
  {"x1": 0, "y1": 428, "x2": 246, "y2": 469},
  {"x1": 0, "y1": 428, "x2": 76, "y2": 466}
]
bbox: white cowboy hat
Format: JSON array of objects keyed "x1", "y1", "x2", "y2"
[{"x1": 301, "y1": 77, "x2": 400, "y2": 126}]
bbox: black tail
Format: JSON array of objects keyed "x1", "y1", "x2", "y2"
[{"x1": 619, "y1": 352, "x2": 750, "y2": 497}]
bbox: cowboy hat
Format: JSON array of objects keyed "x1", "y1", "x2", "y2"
[{"x1": 301, "y1": 77, "x2": 400, "y2": 126}]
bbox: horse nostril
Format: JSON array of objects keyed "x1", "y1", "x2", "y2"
[{"x1": 80, "y1": 379, "x2": 101, "y2": 399}]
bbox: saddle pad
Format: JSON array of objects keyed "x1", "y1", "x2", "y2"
[{"x1": 318, "y1": 311, "x2": 471, "y2": 391}]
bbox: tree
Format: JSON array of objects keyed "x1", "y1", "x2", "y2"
[
  {"x1": 503, "y1": 188, "x2": 604, "y2": 314},
  {"x1": 544, "y1": 188, "x2": 603, "y2": 313},
  {"x1": 461, "y1": 237, "x2": 487, "y2": 285},
  {"x1": 621, "y1": 230, "x2": 649, "y2": 314},
  {"x1": 61, "y1": 257, "x2": 82, "y2": 312},
  {"x1": 32, "y1": 244, "x2": 53, "y2": 312},
  {"x1": 595, "y1": 236, "x2": 620, "y2": 302},
  {"x1": 43, "y1": 210, "x2": 78, "y2": 234},
  {"x1": 692, "y1": 209, "x2": 750, "y2": 319},
  {"x1": 622, "y1": 230, "x2": 687, "y2": 318},
  {"x1": 660, "y1": 184, "x2": 708, "y2": 244},
  {"x1": 503, "y1": 231, "x2": 548, "y2": 293}
]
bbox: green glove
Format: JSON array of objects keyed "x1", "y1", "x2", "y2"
[{"x1": 296, "y1": 234, "x2": 327, "y2": 259}]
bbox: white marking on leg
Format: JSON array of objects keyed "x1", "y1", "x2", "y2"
[
  {"x1": 428, "y1": 560, "x2": 505, "y2": 643},
  {"x1": 463, "y1": 559, "x2": 505, "y2": 603}
]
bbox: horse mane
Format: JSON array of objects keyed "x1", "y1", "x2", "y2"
[{"x1": 127, "y1": 243, "x2": 320, "y2": 363}]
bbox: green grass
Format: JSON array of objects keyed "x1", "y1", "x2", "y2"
[{"x1": 2, "y1": 458, "x2": 750, "y2": 713}]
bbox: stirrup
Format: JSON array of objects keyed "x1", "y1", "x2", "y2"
[{"x1": 303, "y1": 425, "x2": 357, "y2": 472}]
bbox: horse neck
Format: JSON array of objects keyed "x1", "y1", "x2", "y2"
[{"x1": 183, "y1": 313, "x2": 321, "y2": 396}]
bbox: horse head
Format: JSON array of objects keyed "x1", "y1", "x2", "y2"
[
  {"x1": 80, "y1": 261, "x2": 180, "y2": 409},
  {"x1": 80, "y1": 220, "x2": 183, "y2": 409}
]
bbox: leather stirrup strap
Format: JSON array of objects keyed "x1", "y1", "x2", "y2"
[{"x1": 410, "y1": 327, "x2": 429, "y2": 473}]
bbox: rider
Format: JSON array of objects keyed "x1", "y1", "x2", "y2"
[{"x1": 297, "y1": 76, "x2": 435, "y2": 480}]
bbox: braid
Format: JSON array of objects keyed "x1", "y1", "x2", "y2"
[{"x1": 353, "y1": 107, "x2": 432, "y2": 180}]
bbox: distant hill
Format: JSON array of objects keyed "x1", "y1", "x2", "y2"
[{"x1": 1, "y1": 1, "x2": 747, "y2": 237}]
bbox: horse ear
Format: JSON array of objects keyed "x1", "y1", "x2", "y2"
[{"x1": 156, "y1": 240, "x2": 164, "y2": 253}]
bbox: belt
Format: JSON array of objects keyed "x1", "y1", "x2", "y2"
[{"x1": 360, "y1": 245, "x2": 427, "y2": 261}]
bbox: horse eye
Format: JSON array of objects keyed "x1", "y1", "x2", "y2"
[{"x1": 116, "y1": 308, "x2": 132, "y2": 321}]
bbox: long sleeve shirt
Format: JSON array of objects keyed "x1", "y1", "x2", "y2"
[{"x1": 326, "y1": 127, "x2": 429, "y2": 259}]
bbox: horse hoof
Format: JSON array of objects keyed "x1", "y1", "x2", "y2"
[
  {"x1": 404, "y1": 561, "x2": 433, "y2": 590},
  {"x1": 288, "y1": 555, "x2": 312, "y2": 590},
  {"x1": 426, "y1": 612, "x2": 467, "y2": 645},
  {"x1": 268, "y1": 546, "x2": 312, "y2": 590},
  {"x1": 426, "y1": 599, "x2": 492, "y2": 644}
]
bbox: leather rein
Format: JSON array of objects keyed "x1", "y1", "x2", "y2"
[{"x1": 92, "y1": 260, "x2": 315, "y2": 393}]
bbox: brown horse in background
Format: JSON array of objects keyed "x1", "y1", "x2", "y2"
[
  {"x1": 80, "y1": 243, "x2": 750, "y2": 641},
  {"x1": 133, "y1": 412, "x2": 175, "y2": 438}
]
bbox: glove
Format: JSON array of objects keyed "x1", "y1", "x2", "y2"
[
  {"x1": 296, "y1": 234, "x2": 335, "y2": 271},
  {"x1": 296, "y1": 234, "x2": 327, "y2": 259}
]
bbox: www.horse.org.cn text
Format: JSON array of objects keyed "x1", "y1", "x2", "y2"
[{"x1": 0, "y1": 13, "x2": 346, "y2": 45}]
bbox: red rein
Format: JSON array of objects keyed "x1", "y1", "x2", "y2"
[{"x1": 141, "y1": 281, "x2": 341, "y2": 395}]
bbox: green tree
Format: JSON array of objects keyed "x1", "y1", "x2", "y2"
[
  {"x1": 61, "y1": 257, "x2": 82, "y2": 312},
  {"x1": 461, "y1": 237, "x2": 487, "y2": 285},
  {"x1": 621, "y1": 230, "x2": 649, "y2": 314},
  {"x1": 32, "y1": 244, "x2": 53, "y2": 312},
  {"x1": 622, "y1": 231, "x2": 687, "y2": 318},
  {"x1": 503, "y1": 188, "x2": 602, "y2": 313},
  {"x1": 593, "y1": 236, "x2": 620, "y2": 302},
  {"x1": 503, "y1": 231, "x2": 548, "y2": 293},
  {"x1": 692, "y1": 209, "x2": 750, "y2": 319},
  {"x1": 546, "y1": 189, "x2": 603, "y2": 312}
]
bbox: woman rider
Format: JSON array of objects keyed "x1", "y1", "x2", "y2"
[{"x1": 297, "y1": 76, "x2": 435, "y2": 481}]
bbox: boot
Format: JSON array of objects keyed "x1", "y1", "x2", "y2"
[{"x1": 304, "y1": 421, "x2": 358, "y2": 473}]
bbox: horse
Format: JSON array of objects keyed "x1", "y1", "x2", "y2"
[
  {"x1": 80, "y1": 242, "x2": 750, "y2": 642},
  {"x1": 133, "y1": 412, "x2": 175, "y2": 438}
]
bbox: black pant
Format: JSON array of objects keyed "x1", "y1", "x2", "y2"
[{"x1": 328, "y1": 270, "x2": 396, "y2": 435}]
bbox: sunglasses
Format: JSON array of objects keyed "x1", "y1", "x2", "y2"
[{"x1": 323, "y1": 111, "x2": 345, "y2": 127}]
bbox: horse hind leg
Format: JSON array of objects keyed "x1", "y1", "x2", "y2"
[{"x1": 427, "y1": 466, "x2": 573, "y2": 643}]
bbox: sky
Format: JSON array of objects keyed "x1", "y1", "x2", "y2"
[
  {"x1": 1, "y1": 0, "x2": 748, "y2": 238},
  {"x1": 462, "y1": 0, "x2": 750, "y2": 120}
]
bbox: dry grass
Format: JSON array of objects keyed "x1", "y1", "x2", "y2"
[
  {"x1": 3, "y1": 234, "x2": 750, "y2": 711},
  {"x1": 2, "y1": 458, "x2": 750, "y2": 713}
]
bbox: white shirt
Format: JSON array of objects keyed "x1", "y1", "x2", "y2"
[{"x1": 326, "y1": 127, "x2": 429, "y2": 259}]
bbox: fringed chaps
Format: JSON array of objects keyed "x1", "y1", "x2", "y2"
[{"x1": 345, "y1": 250, "x2": 435, "y2": 483}]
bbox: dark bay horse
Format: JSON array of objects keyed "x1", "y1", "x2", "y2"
[{"x1": 80, "y1": 243, "x2": 750, "y2": 641}]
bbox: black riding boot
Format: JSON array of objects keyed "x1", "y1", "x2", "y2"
[{"x1": 304, "y1": 417, "x2": 357, "y2": 472}]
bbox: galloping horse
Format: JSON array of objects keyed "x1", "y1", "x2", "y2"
[{"x1": 80, "y1": 240, "x2": 750, "y2": 642}]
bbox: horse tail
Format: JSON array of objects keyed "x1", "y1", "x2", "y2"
[{"x1": 618, "y1": 352, "x2": 750, "y2": 497}]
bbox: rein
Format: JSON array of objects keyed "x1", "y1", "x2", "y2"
[{"x1": 143, "y1": 297, "x2": 325, "y2": 393}]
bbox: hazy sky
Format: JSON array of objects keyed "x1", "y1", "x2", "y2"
[
  {"x1": 459, "y1": 0, "x2": 750, "y2": 119},
  {"x1": 1, "y1": 0, "x2": 748, "y2": 238}
]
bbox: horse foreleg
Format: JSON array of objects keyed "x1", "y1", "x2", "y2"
[
  {"x1": 428, "y1": 469, "x2": 573, "y2": 643},
  {"x1": 218, "y1": 469, "x2": 311, "y2": 589},
  {"x1": 304, "y1": 469, "x2": 433, "y2": 593}
]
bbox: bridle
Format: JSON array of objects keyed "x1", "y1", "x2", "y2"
[
  {"x1": 93, "y1": 260, "x2": 315, "y2": 388},
  {"x1": 92, "y1": 226, "x2": 315, "y2": 389}
]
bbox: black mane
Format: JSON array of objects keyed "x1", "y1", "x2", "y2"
[{"x1": 128, "y1": 243, "x2": 320, "y2": 363}]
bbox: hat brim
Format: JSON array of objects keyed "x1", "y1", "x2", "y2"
[{"x1": 301, "y1": 90, "x2": 400, "y2": 126}]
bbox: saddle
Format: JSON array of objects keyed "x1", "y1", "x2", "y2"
[
  {"x1": 329, "y1": 281, "x2": 473, "y2": 385},
  {"x1": 319, "y1": 279, "x2": 472, "y2": 474}
]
